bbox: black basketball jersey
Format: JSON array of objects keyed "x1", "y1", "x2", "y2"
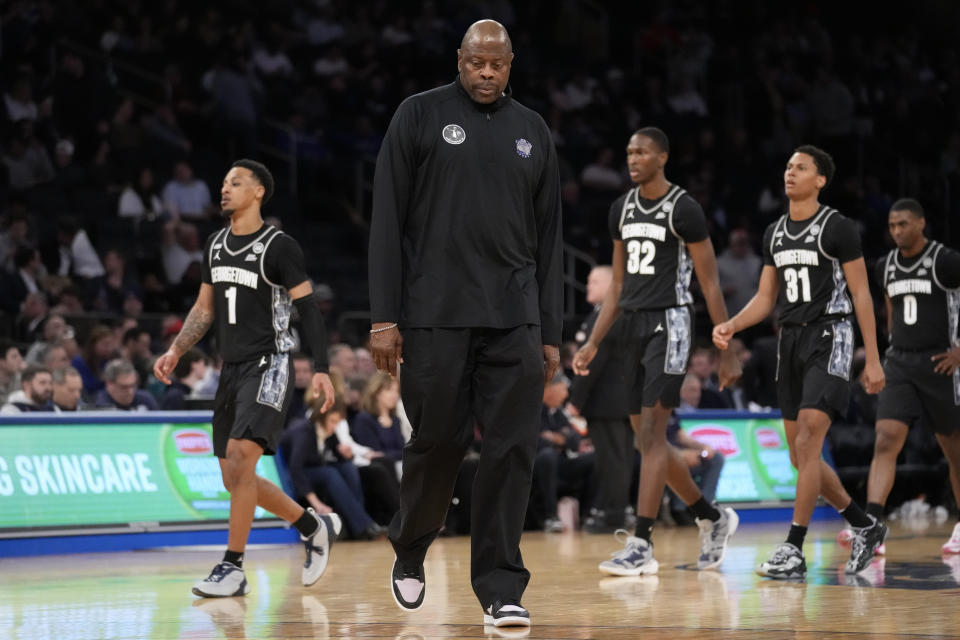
[
  {"x1": 880, "y1": 241, "x2": 960, "y2": 351},
  {"x1": 203, "y1": 225, "x2": 298, "y2": 363},
  {"x1": 763, "y1": 206, "x2": 861, "y2": 325},
  {"x1": 608, "y1": 184, "x2": 709, "y2": 311}
]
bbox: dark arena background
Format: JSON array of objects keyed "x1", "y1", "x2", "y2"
[{"x1": 1, "y1": 1, "x2": 960, "y2": 639}]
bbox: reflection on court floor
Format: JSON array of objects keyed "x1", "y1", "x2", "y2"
[{"x1": 1, "y1": 521, "x2": 959, "y2": 639}]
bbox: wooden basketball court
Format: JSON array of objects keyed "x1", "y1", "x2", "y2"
[{"x1": 2, "y1": 520, "x2": 959, "y2": 639}]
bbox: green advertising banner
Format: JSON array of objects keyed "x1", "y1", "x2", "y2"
[
  {"x1": 679, "y1": 416, "x2": 797, "y2": 502},
  {"x1": 0, "y1": 419, "x2": 282, "y2": 531}
]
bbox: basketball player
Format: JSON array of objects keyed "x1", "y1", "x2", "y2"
[
  {"x1": 857, "y1": 198, "x2": 960, "y2": 556},
  {"x1": 154, "y1": 159, "x2": 340, "y2": 597},
  {"x1": 713, "y1": 145, "x2": 887, "y2": 579},
  {"x1": 572, "y1": 127, "x2": 742, "y2": 577}
]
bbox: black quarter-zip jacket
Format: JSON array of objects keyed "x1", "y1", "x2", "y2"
[{"x1": 368, "y1": 76, "x2": 563, "y2": 345}]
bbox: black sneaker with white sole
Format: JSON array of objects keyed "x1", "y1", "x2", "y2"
[
  {"x1": 483, "y1": 600, "x2": 530, "y2": 628},
  {"x1": 390, "y1": 559, "x2": 425, "y2": 611}
]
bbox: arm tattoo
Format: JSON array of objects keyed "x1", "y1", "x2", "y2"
[{"x1": 172, "y1": 306, "x2": 213, "y2": 354}]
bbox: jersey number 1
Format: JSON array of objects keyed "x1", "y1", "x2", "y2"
[
  {"x1": 224, "y1": 286, "x2": 237, "y2": 325},
  {"x1": 784, "y1": 267, "x2": 812, "y2": 303},
  {"x1": 627, "y1": 240, "x2": 656, "y2": 275}
]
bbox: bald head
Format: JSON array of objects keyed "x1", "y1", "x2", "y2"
[
  {"x1": 458, "y1": 20, "x2": 514, "y2": 104},
  {"x1": 586, "y1": 265, "x2": 613, "y2": 305},
  {"x1": 460, "y1": 19, "x2": 512, "y2": 52}
]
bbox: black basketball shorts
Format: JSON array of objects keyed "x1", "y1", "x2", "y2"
[
  {"x1": 621, "y1": 306, "x2": 692, "y2": 414},
  {"x1": 876, "y1": 347, "x2": 960, "y2": 435},
  {"x1": 212, "y1": 353, "x2": 294, "y2": 457},
  {"x1": 776, "y1": 318, "x2": 854, "y2": 421}
]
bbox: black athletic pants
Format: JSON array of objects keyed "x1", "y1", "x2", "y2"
[
  {"x1": 388, "y1": 326, "x2": 543, "y2": 608},
  {"x1": 587, "y1": 417, "x2": 635, "y2": 520}
]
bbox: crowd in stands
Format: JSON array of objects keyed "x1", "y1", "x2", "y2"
[{"x1": 2, "y1": 1, "x2": 959, "y2": 526}]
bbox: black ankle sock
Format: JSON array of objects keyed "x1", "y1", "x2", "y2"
[
  {"x1": 223, "y1": 549, "x2": 243, "y2": 568},
  {"x1": 866, "y1": 502, "x2": 885, "y2": 521},
  {"x1": 634, "y1": 516, "x2": 655, "y2": 542},
  {"x1": 687, "y1": 496, "x2": 721, "y2": 522},
  {"x1": 294, "y1": 509, "x2": 320, "y2": 537},
  {"x1": 840, "y1": 501, "x2": 873, "y2": 528},
  {"x1": 786, "y1": 523, "x2": 807, "y2": 550}
]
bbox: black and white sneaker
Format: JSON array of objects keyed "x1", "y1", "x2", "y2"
[
  {"x1": 483, "y1": 600, "x2": 530, "y2": 628},
  {"x1": 845, "y1": 517, "x2": 888, "y2": 574},
  {"x1": 301, "y1": 509, "x2": 343, "y2": 586},
  {"x1": 390, "y1": 559, "x2": 425, "y2": 611},
  {"x1": 192, "y1": 561, "x2": 250, "y2": 597},
  {"x1": 696, "y1": 505, "x2": 739, "y2": 570},
  {"x1": 757, "y1": 542, "x2": 806, "y2": 579}
]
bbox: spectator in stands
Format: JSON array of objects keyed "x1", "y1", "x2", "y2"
[
  {"x1": 56, "y1": 217, "x2": 105, "y2": 290},
  {"x1": 354, "y1": 347, "x2": 377, "y2": 378},
  {"x1": 93, "y1": 358, "x2": 157, "y2": 411},
  {"x1": 667, "y1": 376, "x2": 725, "y2": 524},
  {"x1": 0, "y1": 339, "x2": 26, "y2": 405},
  {"x1": 580, "y1": 147, "x2": 625, "y2": 193},
  {"x1": 52, "y1": 366, "x2": 84, "y2": 412},
  {"x1": 161, "y1": 161, "x2": 214, "y2": 220},
  {"x1": 287, "y1": 352, "x2": 314, "y2": 426},
  {"x1": 281, "y1": 394, "x2": 385, "y2": 540},
  {"x1": 99, "y1": 249, "x2": 143, "y2": 315},
  {"x1": 4, "y1": 75, "x2": 38, "y2": 123},
  {"x1": 160, "y1": 348, "x2": 207, "y2": 410},
  {"x1": 141, "y1": 104, "x2": 192, "y2": 156},
  {"x1": 162, "y1": 221, "x2": 204, "y2": 286},
  {"x1": 50, "y1": 285, "x2": 85, "y2": 315},
  {"x1": 0, "y1": 211, "x2": 30, "y2": 271},
  {"x1": 71, "y1": 324, "x2": 116, "y2": 395},
  {"x1": 0, "y1": 245, "x2": 43, "y2": 314},
  {"x1": 687, "y1": 346, "x2": 734, "y2": 409},
  {"x1": 118, "y1": 167, "x2": 165, "y2": 221},
  {"x1": 50, "y1": 139, "x2": 86, "y2": 202},
  {"x1": 35, "y1": 343, "x2": 69, "y2": 373},
  {"x1": 328, "y1": 343, "x2": 359, "y2": 378},
  {"x1": 350, "y1": 372, "x2": 405, "y2": 470},
  {"x1": 0, "y1": 364, "x2": 53, "y2": 413},
  {"x1": 314, "y1": 374, "x2": 400, "y2": 526},
  {"x1": 717, "y1": 228, "x2": 762, "y2": 315},
  {"x1": 531, "y1": 372, "x2": 595, "y2": 532},
  {"x1": 15, "y1": 290, "x2": 48, "y2": 343},
  {"x1": 120, "y1": 326, "x2": 154, "y2": 384},
  {"x1": 24, "y1": 314, "x2": 67, "y2": 363},
  {"x1": 2, "y1": 120, "x2": 54, "y2": 191}
]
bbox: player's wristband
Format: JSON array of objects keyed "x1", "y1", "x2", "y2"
[{"x1": 293, "y1": 293, "x2": 329, "y2": 373}]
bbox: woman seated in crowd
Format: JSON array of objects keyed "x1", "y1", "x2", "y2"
[
  {"x1": 280, "y1": 393, "x2": 385, "y2": 540},
  {"x1": 349, "y1": 372, "x2": 406, "y2": 474},
  {"x1": 310, "y1": 375, "x2": 400, "y2": 527}
]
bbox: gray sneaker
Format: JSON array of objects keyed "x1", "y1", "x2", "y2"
[
  {"x1": 845, "y1": 517, "x2": 888, "y2": 574},
  {"x1": 598, "y1": 530, "x2": 659, "y2": 576},
  {"x1": 696, "y1": 505, "x2": 739, "y2": 570},
  {"x1": 757, "y1": 542, "x2": 806, "y2": 579}
]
